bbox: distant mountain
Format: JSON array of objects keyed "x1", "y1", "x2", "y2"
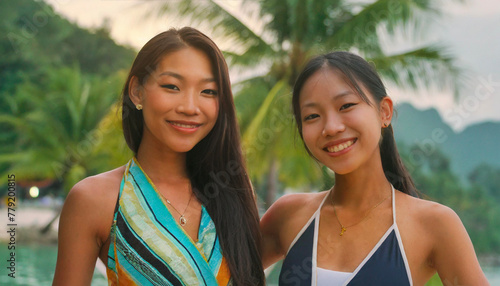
[{"x1": 392, "y1": 103, "x2": 500, "y2": 179}]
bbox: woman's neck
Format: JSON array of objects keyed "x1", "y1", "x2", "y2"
[
  {"x1": 331, "y1": 157, "x2": 391, "y2": 209},
  {"x1": 135, "y1": 140, "x2": 189, "y2": 186}
]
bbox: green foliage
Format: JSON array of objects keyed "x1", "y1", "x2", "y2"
[
  {"x1": 400, "y1": 145, "x2": 500, "y2": 254},
  {"x1": 0, "y1": 0, "x2": 135, "y2": 96},
  {"x1": 469, "y1": 163, "x2": 500, "y2": 204},
  {"x1": 425, "y1": 273, "x2": 443, "y2": 286},
  {"x1": 0, "y1": 66, "x2": 131, "y2": 193},
  {"x1": 0, "y1": 0, "x2": 136, "y2": 195}
]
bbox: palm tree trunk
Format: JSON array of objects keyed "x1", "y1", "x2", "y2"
[
  {"x1": 265, "y1": 158, "x2": 279, "y2": 208},
  {"x1": 40, "y1": 208, "x2": 61, "y2": 234}
]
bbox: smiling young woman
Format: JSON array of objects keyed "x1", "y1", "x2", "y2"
[
  {"x1": 53, "y1": 27, "x2": 265, "y2": 286},
  {"x1": 260, "y1": 52, "x2": 489, "y2": 286}
]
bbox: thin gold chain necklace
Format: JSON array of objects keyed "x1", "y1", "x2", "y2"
[
  {"x1": 166, "y1": 185, "x2": 194, "y2": 227},
  {"x1": 331, "y1": 189, "x2": 391, "y2": 236}
]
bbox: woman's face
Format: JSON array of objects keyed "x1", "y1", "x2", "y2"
[
  {"x1": 299, "y1": 67, "x2": 390, "y2": 175},
  {"x1": 132, "y1": 47, "x2": 219, "y2": 154}
]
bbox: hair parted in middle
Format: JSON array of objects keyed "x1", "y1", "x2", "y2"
[{"x1": 292, "y1": 51, "x2": 417, "y2": 197}]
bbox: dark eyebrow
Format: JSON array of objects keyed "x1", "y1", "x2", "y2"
[
  {"x1": 300, "y1": 91, "x2": 354, "y2": 109},
  {"x1": 159, "y1": 71, "x2": 216, "y2": 83},
  {"x1": 159, "y1": 71, "x2": 183, "y2": 79},
  {"x1": 332, "y1": 91, "x2": 355, "y2": 100}
]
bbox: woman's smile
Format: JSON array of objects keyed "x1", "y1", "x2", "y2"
[
  {"x1": 323, "y1": 138, "x2": 357, "y2": 155},
  {"x1": 167, "y1": 120, "x2": 203, "y2": 133}
]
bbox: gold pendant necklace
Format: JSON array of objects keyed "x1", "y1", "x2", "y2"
[
  {"x1": 331, "y1": 189, "x2": 391, "y2": 236},
  {"x1": 166, "y1": 185, "x2": 194, "y2": 227}
]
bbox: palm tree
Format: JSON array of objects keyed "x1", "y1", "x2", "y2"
[
  {"x1": 149, "y1": 0, "x2": 462, "y2": 207},
  {"x1": 0, "y1": 66, "x2": 130, "y2": 193}
]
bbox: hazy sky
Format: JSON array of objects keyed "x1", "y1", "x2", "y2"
[{"x1": 45, "y1": 0, "x2": 500, "y2": 131}]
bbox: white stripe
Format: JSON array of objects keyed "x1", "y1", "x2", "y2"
[
  {"x1": 394, "y1": 224, "x2": 413, "y2": 285},
  {"x1": 311, "y1": 192, "x2": 332, "y2": 286},
  {"x1": 312, "y1": 215, "x2": 320, "y2": 286},
  {"x1": 393, "y1": 185, "x2": 413, "y2": 286},
  {"x1": 391, "y1": 184, "x2": 396, "y2": 224}
]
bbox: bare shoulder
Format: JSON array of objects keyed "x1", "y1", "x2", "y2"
[
  {"x1": 395, "y1": 191, "x2": 488, "y2": 284},
  {"x1": 416, "y1": 198, "x2": 464, "y2": 239},
  {"x1": 260, "y1": 192, "x2": 326, "y2": 267},
  {"x1": 398, "y1": 192, "x2": 460, "y2": 229},
  {"x1": 62, "y1": 166, "x2": 126, "y2": 238},
  {"x1": 261, "y1": 192, "x2": 327, "y2": 245},
  {"x1": 396, "y1": 191, "x2": 467, "y2": 248},
  {"x1": 66, "y1": 166, "x2": 125, "y2": 208},
  {"x1": 54, "y1": 166, "x2": 126, "y2": 285},
  {"x1": 401, "y1": 193, "x2": 488, "y2": 284},
  {"x1": 70, "y1": 166, "x2": 124, "y2": 197},
  {"x1": 261, "y1": 192, "x2": 324, "y2": 227}
]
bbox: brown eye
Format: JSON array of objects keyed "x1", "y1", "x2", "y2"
[
  {"x1": 303, "y1": 114, "x2": 319, "y2": 121},
  {"x1": 202, "y1": 89, "x2": 218, "y2": 96},
  {"x1": 160, "y1": 84, "x2": 179, "y2": 91},
  {"x1": 340, "y1": 103, "x2": 356, "y2": 111}
]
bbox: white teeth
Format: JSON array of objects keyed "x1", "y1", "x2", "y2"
[
  {"x1": 327, "y1": 140, "x2": 354, "y2": 153},
  {"x1": 170, "y1": 122, "x2": 198, "y2": 128}
]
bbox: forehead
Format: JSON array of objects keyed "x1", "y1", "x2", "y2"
[
  {"x1": 299, "y1": 68, "x2": 352, "y2": 100},
  {"x1": 299, "y1": 67, "x2": 375, "y2": 106},
  {"x1": 155, "y1": 47, "x2": 214, "y2": 76}
]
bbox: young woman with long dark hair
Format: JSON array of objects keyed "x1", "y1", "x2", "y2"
[
  {"x1": 261, "y1": 51, "x2": 488, "y2": 285},
  {"x1": 53, "y1": 27, "x2": 265, "y2": 286}
]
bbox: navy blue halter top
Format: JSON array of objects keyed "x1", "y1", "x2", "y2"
[{"x1": 279, "y1": 186, "x2": 412, "y2": 286}]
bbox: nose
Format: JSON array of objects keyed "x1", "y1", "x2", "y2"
[
  {"x1": 176, "y1": 89, "x2": 200, "y2": 115},
  {"x1": 322, "y1": 114, "x2": 345, "y2": 137}
]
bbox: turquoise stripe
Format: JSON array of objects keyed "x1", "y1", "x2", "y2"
[
  {"x1": 196, "y1": 207, "x2": 222, "y2": 273},
  {"x1": 197, "y1": 206, "x2": 216, "y2": 258},
  {"x1": 208, "y1": 235, "x2": 223, "y2": 274},
  {"x1": 129, "y1": 160, "x2": 219, "y2": 285},
  {"x1": 107, "y1": 176, "x2": 126, "y2": 272}
]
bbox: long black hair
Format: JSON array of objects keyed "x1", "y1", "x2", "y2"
[
  {"x1": 292, "y1": 51, "x2": 418, "y2": 197},
  {"x1": 121, "y1": 27, "x2": 265, "y2": 285}
]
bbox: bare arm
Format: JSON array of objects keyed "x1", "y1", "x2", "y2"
[
  {"x1": 260, "y1": 199, "x2": 286, "y2": 269},
  {"x1": 260, "y1": 193, "x2": 312, "y2": 269},
  {"x1": 430, "y1": 205, "x2": 489, "y2": 285},
  {"x1": 53, "y1": 180, "x2": 103, "y2": 285}
]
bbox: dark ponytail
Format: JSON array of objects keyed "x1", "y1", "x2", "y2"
[
  {"x1": 380, "y1": 125, "x2": 418, "y2": 196},
  {"x1": 292, "y1": 51, "x2": 417, "y2": 196}
]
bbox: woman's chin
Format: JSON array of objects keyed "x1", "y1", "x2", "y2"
[{"x1": 323, "y1": 164, "x2": 357, "y2": 176}]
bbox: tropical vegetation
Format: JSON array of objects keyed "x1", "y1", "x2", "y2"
[
  {"x1": 150, "y1": 0, "x2": 462, "y2": 207},
  {"x1": 0, "y1": 0, "x2": 134, "y2": 194},
  {"x1": 1, "y1": 0, "x2": 499, "y2": 262}
]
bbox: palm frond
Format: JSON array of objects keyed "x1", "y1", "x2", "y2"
[
  {"x1": 233, "y1": 76, "x2": 273, "y2": 132},
  {"x1": 369, "y1": 45, "x2": 462, "y2": 97},
  {"x1": 242, "y1": 80, "x2": 288, "y2": 172},
  {"x1": 146, "y1": 0, "x2": 275, "y2": 66},
  {"x1": 328, "y1": 0, "x2": 447, "y2": 55},
  {"x1": 1, "y1": 66, "x2": 124, "y2": 189}
]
